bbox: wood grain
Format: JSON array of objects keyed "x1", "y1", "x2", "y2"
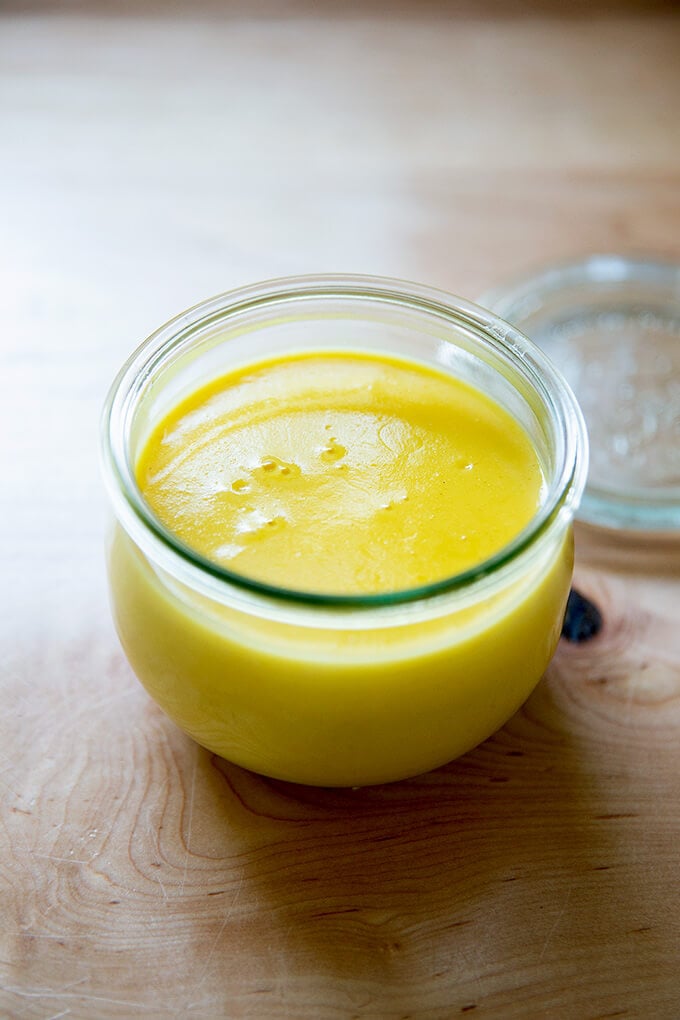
[{"x1": 1, "y1": 3, "x2": 680, "y2": 1018}]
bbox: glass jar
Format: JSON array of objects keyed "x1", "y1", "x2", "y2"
[{"x1": 101, "y1": 275, "x2": 588, "y2": 787}]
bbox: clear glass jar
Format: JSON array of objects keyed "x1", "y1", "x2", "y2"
[{"x1": 101, "y1": 275, "x2": 588, "y2": 787}]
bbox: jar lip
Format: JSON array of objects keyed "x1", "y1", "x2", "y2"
[{"x1": 101, "y1": 273, "x2": 588, "y2": 609}]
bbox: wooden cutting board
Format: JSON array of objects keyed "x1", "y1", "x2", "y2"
[{"x1": 2, "y1": 3, "x2": 679, "y2": 1017}]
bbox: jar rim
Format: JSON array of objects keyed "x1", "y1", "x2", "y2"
[{"x1": 101, "y1": 273, "x2": 588, "y2": 609}]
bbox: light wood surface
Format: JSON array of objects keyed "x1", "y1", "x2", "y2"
[{"x1": 2, "y1": 3, "x2": 680, "y2": 1018}]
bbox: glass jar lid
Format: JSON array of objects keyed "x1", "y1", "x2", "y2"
[{"x1": 483, "y1": 255, "x2": 680, "y2": 533}]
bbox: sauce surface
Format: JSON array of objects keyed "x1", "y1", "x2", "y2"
[{"x1": 137, "y1": 353, "x2": 544, "y2": 594}]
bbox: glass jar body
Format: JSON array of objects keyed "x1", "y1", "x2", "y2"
[
  {"x1": 102, "y1": 276, "x2": 587, "y2": 786},
  {"x1": 108, "y1": 522, "x2": 573, "y2": 786}
]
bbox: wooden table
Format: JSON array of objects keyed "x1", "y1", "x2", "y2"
[{"x1": 2, "y1": 2, "x2": 679, "y2": 1017}]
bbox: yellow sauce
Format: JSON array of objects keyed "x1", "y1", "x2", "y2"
[
  {"x1": 136, "y1": 353, "x2": 544, "y2": 594},
  {"x1": 108, "y1": 350, "x2": 572, "y2": 786}
]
